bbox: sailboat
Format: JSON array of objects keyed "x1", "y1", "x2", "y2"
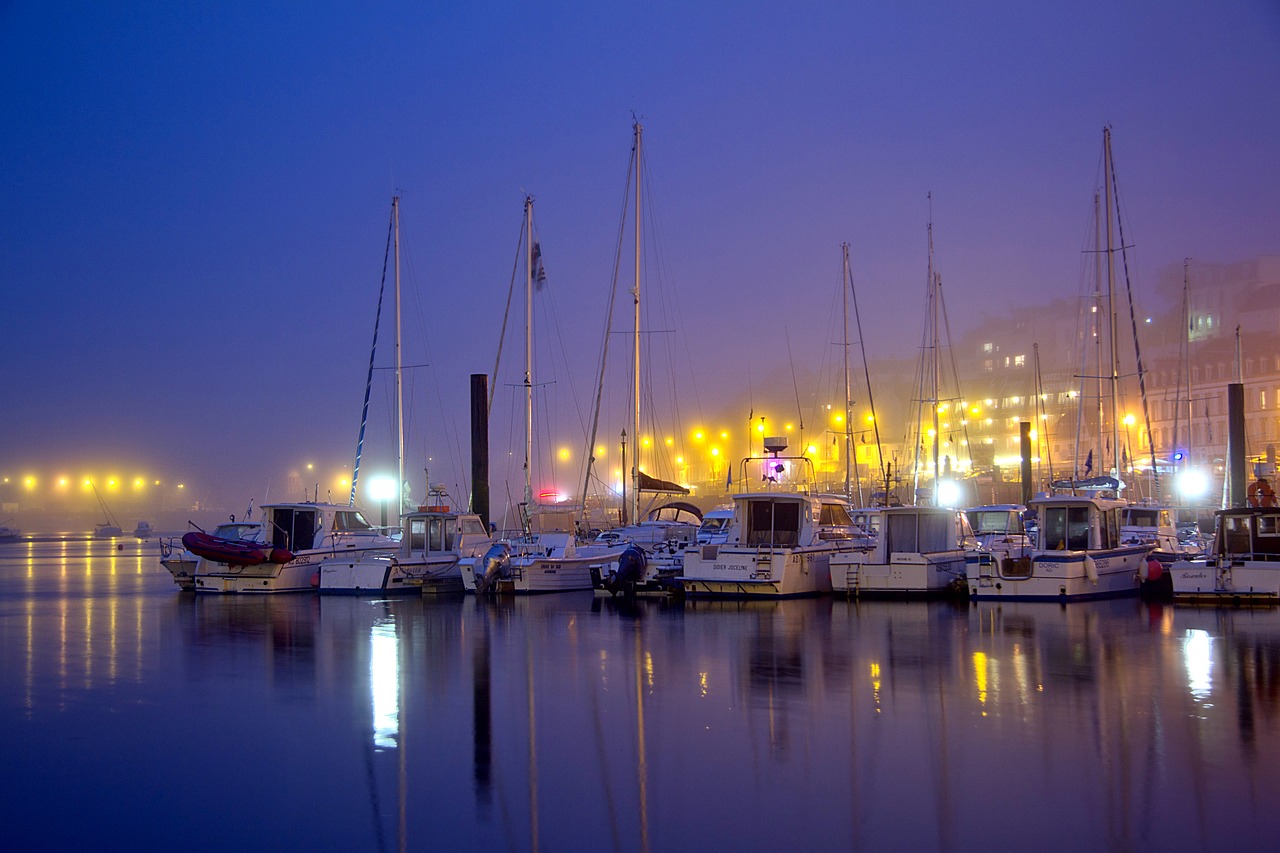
[
  {"x1": 831, "y1": 228, "x2": 975, "y2": 597},
  {"x1": 969, "y1": 127, "x2": 1150, "y2": 601},
  {"x1": 461, "y1": 195, "x2": 623, "y2": 594},
  {"x1": 318, "y1": 197, "x2": 492, "y2": 594},
  {"x1": 91, "y1": 482, "x2": 123, "y2": 538}
]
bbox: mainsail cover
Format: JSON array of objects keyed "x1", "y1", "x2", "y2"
[{"x1": 638, "y1": 471, "x2": 689, "y2": 495}]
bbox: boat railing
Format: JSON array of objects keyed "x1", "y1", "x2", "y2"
[{"x1": 734, "y1": 455, "x2": 816, "y2": 495}]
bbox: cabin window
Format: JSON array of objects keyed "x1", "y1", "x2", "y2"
[
  {"x1": 271, "y1": 509, "x2": 316, "y2": 551},
  {"x1": 819, "y1": 503, "x2": 853, "y2": 527},
  {"x1": 746, "y1": 500, "x2": 800, "y2": 547},
  {"x1": 1041, "y1": 506, "x2": 1091, "y2": 551},
  {"x1": 1223, "y1": 516, "x2": 1251, "y2": 555},
  {"x1": 918, "y1": 512, "x2": 954, "y2": 553},
  {"x1": 885, "y1": 513, "x2": 919, "y2": 553},
  {"x1": 462, "y1": 517, "x2": 488, "y2": 536},
  {"x1": 1103, "y1": 509, "x2": 1119, "y2": 550},
  {"x1": 333, "y1": 511, "x2": 374, "y2": 532},
  {"x1": 428, "y1": 518, "x2": 448, "y2": 552},
  {"x1": 409, "y1": 519, "x2": 427, "y2": 552}
]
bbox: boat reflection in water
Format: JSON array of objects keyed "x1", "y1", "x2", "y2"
[{"x1": 3, "y1": 538, "x2": 1280, "y2": 849}]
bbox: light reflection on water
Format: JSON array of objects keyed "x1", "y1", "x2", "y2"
[{"x1": 2, "y1": 539, "x2": 1280, "y2": 851}]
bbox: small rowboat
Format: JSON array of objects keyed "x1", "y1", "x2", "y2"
[{"x1": 181, "y1": 531, "x2": 293, "y2": 566}]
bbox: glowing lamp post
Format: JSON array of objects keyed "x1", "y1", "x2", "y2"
[{"x1": 369, "y1": 475, "x2": 397, "y2": 530}]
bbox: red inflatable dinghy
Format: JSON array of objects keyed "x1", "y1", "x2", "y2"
[{"x1": 182, "y1": 531, "x2": 268, "y2": 566}]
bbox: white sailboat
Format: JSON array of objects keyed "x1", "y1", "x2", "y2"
[
  {"x1": 462, "y1": 195, "x2": 623, "y2": 594},
  {"x1": 90, "y1": 482, "x2": 123, "y2": 538},
  {"x1": 967, "y1": 127, "x2": 1150, "y2": 601}
]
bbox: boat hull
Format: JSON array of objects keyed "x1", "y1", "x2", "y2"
[
  {"x1": 1171, "y1": 558, "x2": 1280, "y2": 604},
  {"x1": 461, "y1": 553, "x2": 607, "y2": 594},
  {"x1": 966, "y1": 546, "x2": 1148, "y2": 601},
  {"x1": 832, "y1": 551, "x2": 967, "y2": 598},
  {"x1": 160, "y1": 556, "x2": 198, "y2": 592},
  {"x1": 679, "y1": 545, "x2": 838, "y2": 599},
  {"x1": 193, "y1": 545, "x2": 393, "y2": 594}
]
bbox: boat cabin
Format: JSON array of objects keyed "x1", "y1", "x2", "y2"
[
  {"x1": 1033, "y1": 495, "x2": 1124, "y2": 552},
  {"x1": 403, "y1": 510, "x2": 489, "y2": 558},
  {"x1": 965, "y1": 505, "x2": 1027, "y2": 537},
  {"x1": 872, "y1": 506, "x2": 974, "y2": 563},
  {"x1": 262, "y1": 502, "x2": 384, "y2": 553},
  {"x1": 1213, "y1": 509, "x2": 1280, "y2": 560}
]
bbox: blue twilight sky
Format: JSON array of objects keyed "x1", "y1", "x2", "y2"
[{"x1": 2, "y1": 1, "x2": 1279, "y2": 517}]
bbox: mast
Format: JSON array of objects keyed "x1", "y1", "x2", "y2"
[
  {"x1": 631, "y1": 121, "x2": 642, "y2": 527},
  {"x1": 1094, "y1": 190, "x2": 1105, "y2": 478},
  {"x1": 842, "y1": 243, "x2": 854, "y2": 500},
  {"x1": 393, "y1": 196, "x2": 405, "y2": 514},
  {"x1": 523, "y1": 196, "x2": 534, "y2": 523},
  {"x1": 1103, "y1": 128, "x2": 1122, "y2": 481}
]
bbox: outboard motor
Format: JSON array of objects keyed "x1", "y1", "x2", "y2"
[
  {"x1": 475, "y1": 542, "x2": 511, "y2": 595},
  {"x1": 605, "y1": 545, "x2": 646, "y2": 597}
]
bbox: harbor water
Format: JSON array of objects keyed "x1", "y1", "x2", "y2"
[{"x1": 2, "y1": 538, "x2": 1278, "y2": 851}]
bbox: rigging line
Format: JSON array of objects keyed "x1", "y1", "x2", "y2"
[
  {"x1": 784, "y1": 326, "x2": 805, "y2": 447},
  {"x1": 848, "y1": 247, "x2": 887, "y2": 487},
  {"x1": 936, "y1": 278, "x2": 973, "y2": 470},
  {"x1": 489, "y1": 215, "x2": 527, "y2": 413},
  {"x1": 1108, "y1": 143, "x2": 1159, "y2": 490},
  {"x1": 351, "y1": 205, "x2": 395, "y2": 505},
  {"x1": 1034, "y1": 343, "x2": 1056, "y2": 483},
  {"x1": 581, "y1": 145, "x2": 634, "y2": 517}
]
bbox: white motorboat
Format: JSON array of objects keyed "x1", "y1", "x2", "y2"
[
  {"x1": 593, "y1": 502, "x2": 702, "y2": 596},
  {"x1": 133, "y1": 520, "x2": 155, "y2": 539},
  {"x1": 192, "y1": 501, "x2": 396, "y2": 593},
  {"x1": 1171, "y1": 507, "x2": 1280, "y2": 603},
  {"x1": 962, "y1": 504, "x2": 1035, "y2": 591},
  {"x1": 678, "y1": 450, "x2": 862, "y2": 599},
  {"x1": 967, "y1": 491, "x2": 1149, "y2": 600},
  {"x1": 160, "y1": 519, "x2": 264, "y2": 591},
  {"x1": 320, "y1": 505, "x2": 491, "y2": 595},
  {"x1": 1120, "y1": 502, "x2": 1202, "y2": 564},
  {"x1": 832, "y1": 504, "x2": 974, "y2": 597},
  {"x1": 0, "y1": 523, "x2": 21, "y2": 542}
]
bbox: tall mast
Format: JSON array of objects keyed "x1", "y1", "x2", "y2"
[
  {"x1": 631, "y1": 121, "x2": 642, "y2": 527},
  {"x1": 524, "y1": 196, "x2": 534, "y2": 518},
  {"x1": 393, "y1": 196, "x2": 405, "y2": 514},
  {"x1": 1103, "y1": 128, "x2": 1122, "y2": 480},
  {"x1": 842, "y1": 243, "x2": 853, "y2": 500},
  {"x1": 1093, "y1": 190, "x2": 1104, "y2": 477}
]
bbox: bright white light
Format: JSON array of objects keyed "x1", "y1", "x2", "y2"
[
  {"x1": 936, "y1": 479, "x2": 963, "y2": 508},
  {"x1": 369, "y1": 475, "x2": 397, "y2": 502},
  {"x1": 1177, "y1": 468, "x2": 1210, "y2": 500},
  {"x1": 370, "y1": 619, "x2": 400, "y2": 748},
  {"x1": 1183, "y1": 629, "x2": 1213, "y2": 702}
]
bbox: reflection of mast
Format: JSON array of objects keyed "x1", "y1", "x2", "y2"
[
  {"x1": 472, "y1": 619, "x2": 492, "y2": 805},
  {"x1": 633, "y1": 626, "x2": 651, "y2": 853},
  {"x1": 527, "y1": 638, "x2": 540, "y2": 853}
]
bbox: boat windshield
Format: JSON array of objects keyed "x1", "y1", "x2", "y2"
[
  {"x1": 967, "y1": 511, "x2": 1022, "y2": 535},
  {"x1": 333, "y1": 510, "x2": 374, "y2": 532},
  {"x1": 212, "y1": 523, "x2": 261, "y2": 541}
]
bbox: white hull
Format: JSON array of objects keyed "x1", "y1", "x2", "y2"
[
  {"x1": 318, "y1": 557, "x2": 422, "y2": 595},
  {"x1": 194, "y1": 545, "x2": 393, "y2": 594},
  {"x1": 1171, "y1": 558, "x2": 1280, "y2": 603},
  {"x1": 679, "y1": 545, "x2": 840, "y2": 598},
  {"x1": 161, "y1": 557, "x2": 198, "y2": 591},
  {"x1": 966, "y1": 546, "x2": 1147, "y2": 600},
  {"x1": 832, "y1": 551, "x2": 967, "y2": 597},
  {"x1": 461, "y1": 553, "x2": 604, "y2": 594}
]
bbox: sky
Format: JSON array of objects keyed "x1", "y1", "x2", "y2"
[{"x1": 2, "y1": 1, "x2": 1279, "y2": 523}]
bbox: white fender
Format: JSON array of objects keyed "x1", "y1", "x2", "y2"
[{"x1": 1085, "y1": 556, "x2": 1098, "y2": 585}]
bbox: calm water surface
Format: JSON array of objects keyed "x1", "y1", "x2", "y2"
[{"x1": 1, "y1": 538, "x2": 1278, "y2": 852}]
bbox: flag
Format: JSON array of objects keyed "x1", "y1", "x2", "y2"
[
  {"x1": 1084, "y1": 449, "x2": 1093, "y2": 476},
  {"x1": 726, "y1": 465, "x2": 732, "y2": 490},
  {"x1": 532, "y1": 241, "x2": 547, "y2": 289}
]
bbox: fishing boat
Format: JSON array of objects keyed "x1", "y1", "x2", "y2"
[
  {"x1": 160, "y1": 518, "x2": 264, "y2": 591},
  {"x1": 321, "y1": 503, "x2": 491, "y2": 594},
  {"x1": 462, "y1": 195, "x2": 625, "y2": 595},
  {"x1": 962, "y1": 504, "x2": 1035, "y2": 591},
  {"x1": 1120, "y1": 501, "x2": 1202, "y2": 564},
  {"x1": 968, "y1": 128, "x2": 1155, "y2": 601},
  {"x1": 967, "y1": 486, "x2": 1149, "y2": 600},
  {"x1": 677, "y1": 442, "x2": 862, "y2": 598},
  {"x1": 1170, "y1": 507, "x2": 1280, "y2": 603},
  {"x1": 0, "y1": 523, "x2": 20, "y2": 542},
  {"x1": 831, "y1": 504, "x2": 974, "y2": 597},
  {"x1": 192, "y1": 501, "x2": 396, "y2": 593}
]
